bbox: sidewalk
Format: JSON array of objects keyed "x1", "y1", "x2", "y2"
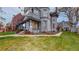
[{"x1": 0, "y1": 32, "x2": 62, "y2": 37}]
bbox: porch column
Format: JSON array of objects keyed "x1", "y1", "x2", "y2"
[
  {"x1": 29, "y1": 20, "x2": 32, "y2": 32},
  {"x1": 38, "y1": 22, "x2": 41, "y2": 32},
  {"x1": 20, "y1": 24, "x2": 23, "y2": 29},
  {"x1": 24, "y1": 22, "x2": 26, "y2": 31},
  {"x1": 20, "y1": 24, "x2": 21, "y2": 29},
  {"x1": 47, "y1": 20, "x2": 51, "y2": 32},
  {"x1": 41, "y1": 21, "x2": 44, "y2": 32}
]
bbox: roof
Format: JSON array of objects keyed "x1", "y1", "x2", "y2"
[{"x1": 11, "y1": 13, "x2": 25, "y2": 26}]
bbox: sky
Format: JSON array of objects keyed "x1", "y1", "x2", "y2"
[
  {"x1": 0, "y1": 7, "x2": 69, "y2": 24},
  {"x1": 0, "y1": 7, "x2": 22, "y2": 24},
  {"x1": 57, "y1": 12, "x2": 69, "y2": 22}
]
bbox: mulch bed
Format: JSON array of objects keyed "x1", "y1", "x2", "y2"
[{"x1": 18, "y1": 31, "x2": 60, "y2": 35}]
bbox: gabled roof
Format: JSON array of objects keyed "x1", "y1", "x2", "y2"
[{"x1": 11, "y1": 13, "x2": 25, "y2": 26}]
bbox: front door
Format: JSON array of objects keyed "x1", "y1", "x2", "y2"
[
  {"x1": 32, "y1": 20, "x2": 39, "y2": 33},
  {"x1": 43, "y1": 20, "x2": 47, "y2": 32}
]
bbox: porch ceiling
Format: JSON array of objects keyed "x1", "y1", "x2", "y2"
[
  {"x1": 26, "y1": 16, "x2": 41, "y2": 22},
  {"x1": 16, "y1": 16, "x2": 41, "y2": 27}
]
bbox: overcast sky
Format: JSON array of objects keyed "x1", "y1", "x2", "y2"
[
  {"x1": 0, "y1": 7, "x2": 69, "y2": 24},
  {"x1": 0, "y1": 7, "x2": 21, "y2": 24}
]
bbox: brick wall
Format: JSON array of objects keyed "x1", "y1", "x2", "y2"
[{"x1": 11, "y1": 13, "x2": 24, "y2": 31}]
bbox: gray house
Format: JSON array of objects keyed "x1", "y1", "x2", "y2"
[{"x1": 16, "y1": 7, "x2": 58, "y2": 33}]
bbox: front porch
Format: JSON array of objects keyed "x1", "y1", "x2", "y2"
[{"x1": 16, "y1": 19, "x2": 41, "y2": 34}]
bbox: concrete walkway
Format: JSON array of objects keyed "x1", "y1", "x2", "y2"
[{"x1": 0, "y1": 32, "x2": 62, "y2": 37}]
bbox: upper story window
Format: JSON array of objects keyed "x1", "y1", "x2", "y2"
[
  {"x1": 41, "y1": 9, "x2": 49, "y2": 17},
  {"x1": 43, "y1": 8, "x2": 47, "y2": 11},
  {"x1": 33, "y1": 9, "x2": 39, "y2": 16}
]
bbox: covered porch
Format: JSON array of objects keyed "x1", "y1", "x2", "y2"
[{"x1": 16, "y1": 18, "x2": 41, "y2": 34}]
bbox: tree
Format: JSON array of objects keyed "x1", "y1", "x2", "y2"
[
  {"x1": 0, "y1": 7, "x2": 6, "y2": 14},
  {"x1": 0, "y1": 8, "x2": 6, "y2": 27},
  {"x1": 5, "y1": 23, "x2": 12, "y2": 32}
]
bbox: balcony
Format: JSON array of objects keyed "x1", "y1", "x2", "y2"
[{"x1": 25, "y1": 12, "x2": 40, "y2": 21}]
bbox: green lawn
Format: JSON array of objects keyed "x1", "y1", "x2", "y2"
[
  {"x1": 0, "y1": 31, "x2": 79, "y2": 51},
  {"x1": 0, "y1": 32, "x2": 16, "y2": 35}
]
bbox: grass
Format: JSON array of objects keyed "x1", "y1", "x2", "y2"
[
  {"x1": 0, "y1": 31, "x2": 79, "y2": 51},
  {"x1": 0, "y1": 32, "x2": 16, "y2": 35}
]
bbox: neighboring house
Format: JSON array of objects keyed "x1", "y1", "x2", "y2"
[
  {"x1": 0, "y1": 16, "x2": 6, "y2": 32},
  {"x1": 70, "y1": 9, "x2": 77, "y2": 32},
  {"x1": 57, "y1": 21, "x2": 71, "y2": 32},
  {"x1": 76, "y1": 21, "x2": 79, "y2": 34},
  {"x1": 57, "y1": 7, "x2": 78, "y2": 32},
  {"x1": 71, "y1": 23, "x2": 77, "y2": 32},
  {"x1": 6, "y1": 23, "x2": 12, "y2": 32},
  {"x1": 60, "y1": 21, "x2": 70, "y2": 31},
  {"x1": 12, "y1": 7, "x2": 58, "y2": 33},
  {"x1": 11, "y1": 13, "x2": 25, "y2": 31}
]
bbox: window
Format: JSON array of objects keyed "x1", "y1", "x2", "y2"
[
  {"x1": 34, "y1": 9, "x2": 39, "y2": 16},
  {"x1": 43, "y1": 8, "x2": 47, "y2": 11}
]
